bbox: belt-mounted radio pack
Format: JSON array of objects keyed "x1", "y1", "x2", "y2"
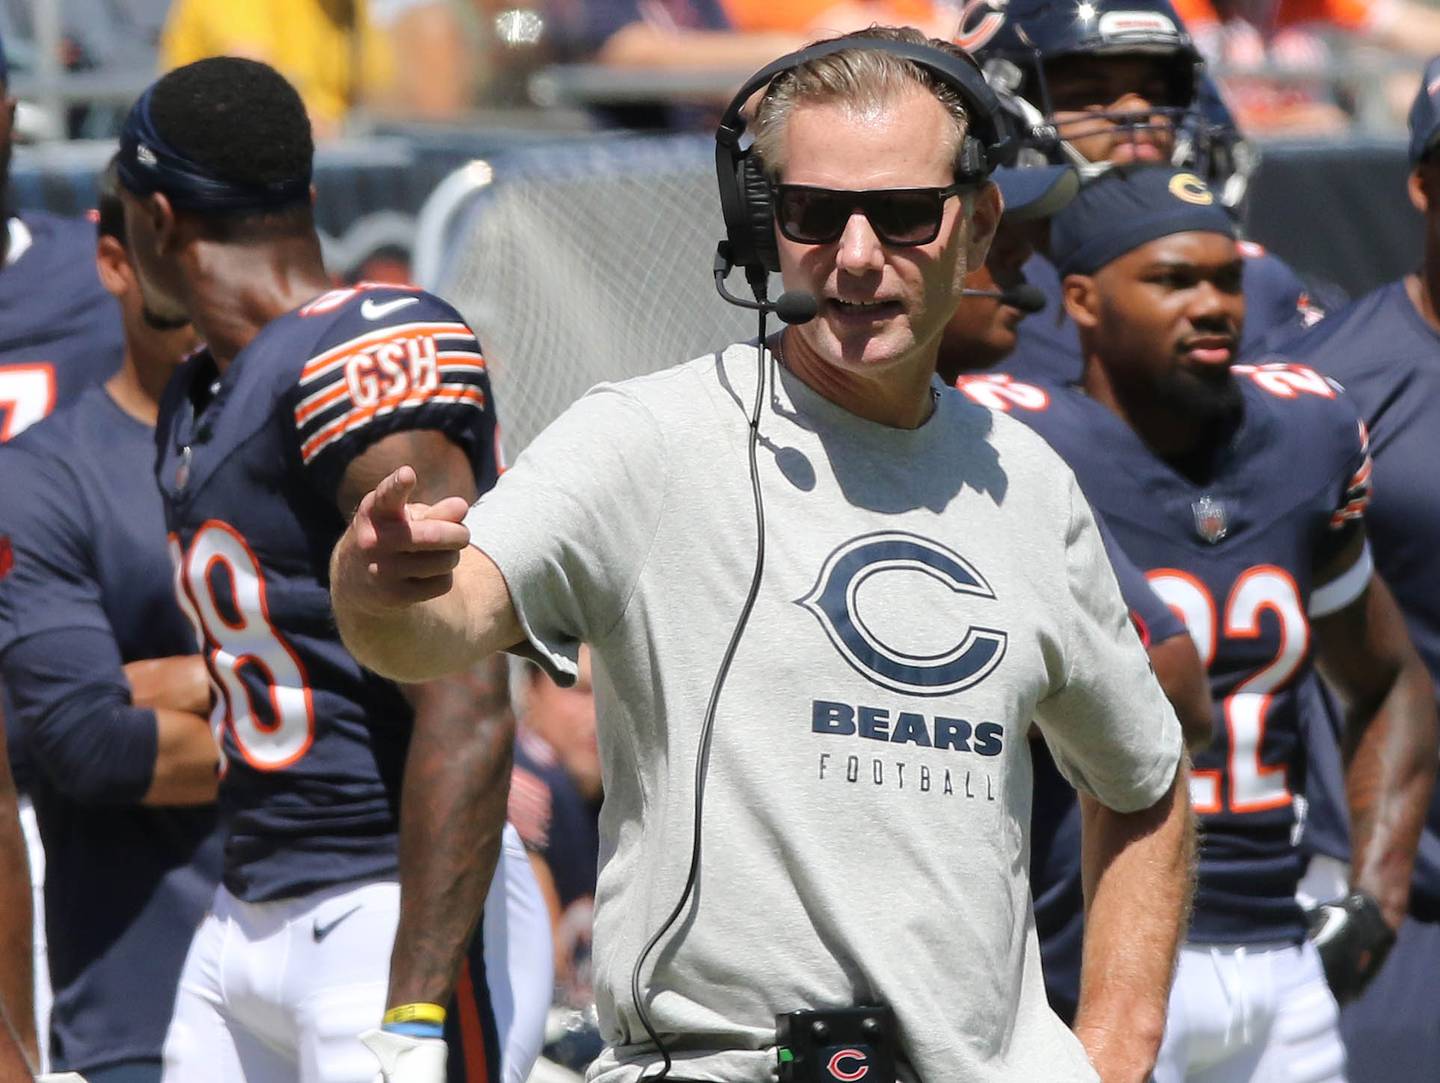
[{"x1": 776, "y1": 1006, "x2": 898, "y2": 1083}]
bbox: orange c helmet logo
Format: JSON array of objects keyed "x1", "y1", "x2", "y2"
[
  {"x1": 953, "y1": 0, "x2": 1006, "y2": 51},
  {"x1": 826, "y1": 1048, "x2": 870, "y2": 1081},
  {"x1": 1169, "y1": 172, "x2": 1215, "y2": 206}
]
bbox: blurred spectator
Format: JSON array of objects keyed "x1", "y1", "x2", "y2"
[
  {"x1": 1174, "y1": 0, "x2": 1440, "y2": 133},
  {"x1": 721, "y1": 0, "x2": 959, "y2": 39},
  {"x1": 0, "y1": 0, "x2": 167, "y2": 137},
  {"x1": 545, "y1": 0, "x2": 963, "y2": 127},
  {"x1": 365, "y1": 0, "x2": 479, "y2": 121},
  {"x1": 508, "y1": 649, "x2": 600, "y2": 1019},
  {"x1": 159, "y1": 0, "x2": 475, "y2": 137}
]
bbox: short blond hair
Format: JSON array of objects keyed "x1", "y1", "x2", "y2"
[{"x1": 752, "y1": 26, "x2": 976, "y2": 182}]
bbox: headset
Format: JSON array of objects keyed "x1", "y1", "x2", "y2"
[
  {"x1": 713, "y1": 35, "x2": 1016, "y2": 310},
  {"x1": 627, "y1": 35, "x2": 1016, "y2": 1083}
]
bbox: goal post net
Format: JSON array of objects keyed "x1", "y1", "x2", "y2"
[{"x1": 428, "y1": 134, "x2": 759, "y2": 454}]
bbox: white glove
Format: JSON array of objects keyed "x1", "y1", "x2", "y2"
[
  {"x1": 361, "y1": 1027, "x2": 448, "y2": 1083},
  {"x1": 37, "y1": 1075, "x2": 90, "y2": 1082}
]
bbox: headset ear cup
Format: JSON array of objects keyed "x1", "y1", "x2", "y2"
[{"x1": 741, "y1": 154, "x2": 781, "y2": 273}]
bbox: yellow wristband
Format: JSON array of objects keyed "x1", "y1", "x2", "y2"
[{"x1": 382, "y1": 1003, "x2": 447, "y2": 1026}]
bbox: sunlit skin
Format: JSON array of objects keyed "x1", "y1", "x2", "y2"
[
  {"x1": 937, "y1": 216, "x2": 1045, "y2": 382},
  {"x1": 775, "y1": 85, "x2": 1001, "y2": 428},
  {"x1": 523, "y1": 648, "x2": 601, "y2": 804},
  {"x1": 1044, "y1": 55, "x2": 1182, "y2": 165},
  {"x1": 1065, "y1": 230, "x2": 1246, "y2": 467}
]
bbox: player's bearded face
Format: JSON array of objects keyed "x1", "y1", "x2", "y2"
[
  {"x1": 773, "y1": 91, "x2": 994, "y2": 376},
  {"x1": 1095, "y1": 232, "x2": 1245, "y2": 421}
]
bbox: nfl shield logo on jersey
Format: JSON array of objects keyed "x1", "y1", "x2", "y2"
[{"x1": 1192, "y1": 495, "x2": 1228, "y2": 544}]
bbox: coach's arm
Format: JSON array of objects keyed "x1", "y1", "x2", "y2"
[
  {"x1": 334, "y1": 451, "x2": 520, "y2": 1025},
  {"x1": 332, "y1": 465, "x2": 521, "y2": 683},
  {"x1": 1074, "y1": 760, "x2": 1195, "y2": 1083}
]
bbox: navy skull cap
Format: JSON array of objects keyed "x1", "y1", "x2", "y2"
[{"x1": 1050, "y1": 166, "x2": 1235, "y2": 276}]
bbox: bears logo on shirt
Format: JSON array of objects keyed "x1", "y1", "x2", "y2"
[{"x1": 799, "y1": 531, "x2": 1007, "y2": 697}]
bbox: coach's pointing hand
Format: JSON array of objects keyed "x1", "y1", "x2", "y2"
[{"x1": 335, "y1": 466, "x2": 471, "y2": 613}]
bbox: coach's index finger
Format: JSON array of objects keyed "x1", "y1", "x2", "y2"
[{"x1": 372, "y1": 465, "x2": 418, "y2": 521}]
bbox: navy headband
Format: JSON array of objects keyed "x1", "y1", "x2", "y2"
[
  {"x1": 1050, "y1": 168, "x2": 1236, "y2": 277},
  {"x1": 116, "y1": 85, "x2": 311, "y2": 212}
]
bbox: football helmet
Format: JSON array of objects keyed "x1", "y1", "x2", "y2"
[{"x1": 958, "y1": 0, "x2": 1212, "y2": 182}]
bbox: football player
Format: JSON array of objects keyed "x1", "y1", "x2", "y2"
[
  {"x1": 1276, "y1": 56, "x2": 1440, "y2": 1083},
  {"x1": 960, "y1": 0, "x2": 1327, "y2": 384},
  {"x1": 0, "y1": 160, "x2": 220, "y2": 1083},
  {"x1": 942, "y1": 164, "x2": 1215, "y2": 1027},
  {"x1": 0, "y1": 42, "x2": 124, "y2": 436},
  {"x1": 0, "y1": 30, "x2": 128, "y2": 1068},
  {"x1": 956, "y1": 167, "x2": 1437, "y2": 1082},
  {"x1": 113, "y1": 59, "x2": 550, "y2": 1082}
]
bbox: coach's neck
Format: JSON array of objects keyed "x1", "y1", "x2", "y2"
[{"x1": 780, "y1": 327, "x2": 938, "y2": 430}]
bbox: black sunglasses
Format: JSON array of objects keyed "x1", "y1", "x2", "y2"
[{"x1": 772, "y1": 182, "x2": 971, "y2": 247}]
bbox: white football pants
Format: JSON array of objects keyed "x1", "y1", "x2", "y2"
[
  {"x1": 161, "y1": 824, "x2": 551, "y2": 1083},
  {"x1": 20, "y1": 796, "x2": 51, "y2": 1073},
  {"x1": 1153, "y1": 940, "x2": 1346, "y2": 1083}
]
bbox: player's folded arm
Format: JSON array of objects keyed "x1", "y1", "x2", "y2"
[{"x1": 2, "y1": 628, "x2": 161, "y2": 806}]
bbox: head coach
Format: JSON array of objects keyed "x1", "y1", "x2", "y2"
[{"x1": 332, "y1": 27, "x2": 1195, "y2": 1083}]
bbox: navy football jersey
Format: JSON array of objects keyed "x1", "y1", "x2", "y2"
[
  {"x1": 957, "y1": 366, "x2": 1371, "y2": 943},
  {"x1": 998, "y1": 243, "x2": 1327, "y2": 386},
  {"x1": 0, "y1": 385, "x2": 221, "y2": 1071},
  {"x1": 1, "y1": 211, "x2": 126, "y2": 789},
  {"x1": 0, "y1": 212, "x2": 124, "y2": 440},
  {"x1": 1290, "y1": 279, "x2": 1440, "y2": 911},
  {"x1": 509, "y1": 729, "x2": 598, "y2": 1009},
  {"x1": 154, "y1": 285, "x2": 498, "y2": 902}
]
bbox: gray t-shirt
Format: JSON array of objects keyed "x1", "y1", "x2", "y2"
[{"x1": 467, "y1": 341, "x2": 1183, "y2": 1083}]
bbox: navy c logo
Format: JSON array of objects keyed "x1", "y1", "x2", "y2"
[{"x1": 800, "y1": 531, "x2": 1007, "y2": 697}]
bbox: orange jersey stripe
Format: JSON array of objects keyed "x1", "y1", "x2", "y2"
[
  {"x1": 299, "y1": 385, "x2": 488, "y2": 462},
  {"x1": 294, "y1": 381, "x2": 350, "y2": 426}
]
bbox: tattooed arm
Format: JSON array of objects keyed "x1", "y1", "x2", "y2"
[
  {"x1": 390, "y1": 659, "x2": 513, "y2": 1006},
  {"x1": 338, "y1": 432, "x2": 515, "y2": 1009}
]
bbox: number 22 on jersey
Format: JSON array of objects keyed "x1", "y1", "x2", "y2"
[
  {"x1": 171, "y1": 521, "x2": 316, "y2": 771},
  {"x1": 1147, "y1": 566, "x2": 1308, "y2": 815}
]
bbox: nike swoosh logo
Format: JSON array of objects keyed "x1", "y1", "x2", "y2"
[
  {"x1": 361, "y1": 297, "x2": 420, "y2": 320},
  {"x1": 312, "y1": 905, "x2": 363, "y2": 942}
]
